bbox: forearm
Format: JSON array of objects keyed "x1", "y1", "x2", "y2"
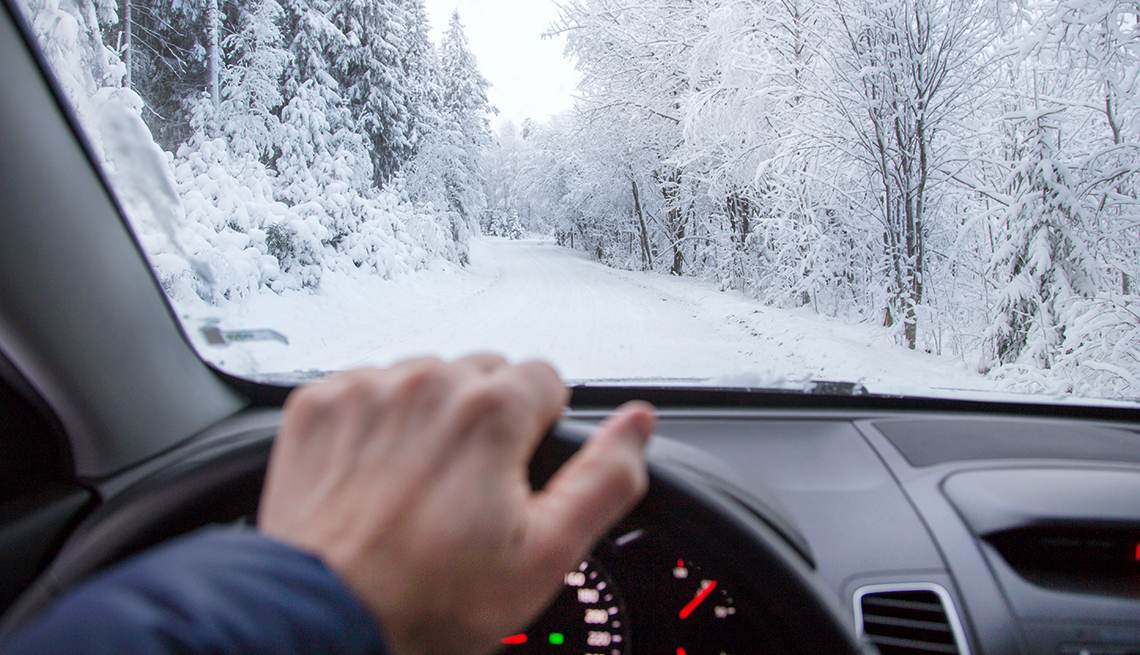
[{"x1": 0, "y1": 528, "x2": 386, "y2": 655}]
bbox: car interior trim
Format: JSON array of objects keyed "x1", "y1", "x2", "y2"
[
  {"x1": 0, "y1": 0, "x2": 247, "y2": 478},
  {"x1": 854, "y1": 582, "x2": 973, "y2": 655}
]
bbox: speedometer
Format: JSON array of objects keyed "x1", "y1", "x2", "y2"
[{"x1": 499, "y1": 558, "x2": 630, "y2": 654}]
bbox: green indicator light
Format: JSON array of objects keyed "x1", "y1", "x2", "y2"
[{"x1": 548, "y1": 633, "x2": 565, "y2": 646}]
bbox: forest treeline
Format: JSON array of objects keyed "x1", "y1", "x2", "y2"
[
  {"x1": 19, "y1": 0, "x2": 1140, "y2": 398},
  {"x1": 481, "y1": 0, "x2": 1140, "y2": 397},
  {"x1": 22, "y1": 0, "x2": 493, "y2": 298}
]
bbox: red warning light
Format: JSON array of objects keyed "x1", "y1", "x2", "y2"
[
  {"x1": 677, "y1": 559, "x2": 684, "y2": 568},
  {"x1": 501, "y1": 634, "x2": 527, "y2": 645},
  {"x1": 1135, "y1": 542, "x2": 1140, "y2": 562},
  {"x1": 676, "y1": 649, "x2": 687, "y2": 655}
]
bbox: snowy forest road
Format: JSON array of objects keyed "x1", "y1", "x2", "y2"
[{"x1": 227, "y1": 238, "x2": 994, "y2": 395}]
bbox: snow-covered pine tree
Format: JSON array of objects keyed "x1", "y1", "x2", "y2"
[
  {"x1": 279, "y1": 0, "x2": 341, "y2": 97},
  {"x1": 399, "y1": 0, "x2": 440, "y2": 160},
  {"x1": 218, "y1": 0, "x2": 289, "y2": 162},
  {"x1": 997, "y1": 0, "x2": 1140, "y2": 395},
  {"x1": 405, "y1": 10, "x2": 491, "y2": 246},
  {"x1": 327, "y1": 0, "x2": 413, "y2": 185},
  {"x1": 436, "y1": 11, "x2": 491, "y2": 220},
  {"x1": 1017, "y1": 0, "x2": 1140, "y2": 299},
  {"x1": 987, "y1": 107, "x2": 1094, "y2": 378},
  {"x1": 276, "y1": 0, "x2": 373, "y2": 203}
]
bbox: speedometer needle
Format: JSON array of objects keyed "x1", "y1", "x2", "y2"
[{"x1": 679, "y1": 580, "x2": 717, "y2": 619}]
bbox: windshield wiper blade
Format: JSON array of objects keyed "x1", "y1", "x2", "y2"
[
  {"x1": 804, "y1": 380, "x2": 869, "y2": 396},
  {"x1": 567, "y1": 377, "x2": 872, "y2": 397}
]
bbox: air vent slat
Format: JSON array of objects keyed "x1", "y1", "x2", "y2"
[
  {"x1": 867, "y1": 634, "x2": 958, "y2": 653},
  {"x1": 864, "y1": 596, "x2": 945, "y2": 613},
  {"x1": 864, "y1": 615, "x2": 952, "y2": 632},
  {"x1": 857, "y1": 588, "x2": 967, "y2": 655}
]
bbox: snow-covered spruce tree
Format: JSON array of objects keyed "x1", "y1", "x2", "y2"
[
  {"x1": 404, "y1": 10, "x2": 491, "y2": 252},
  {"x1": 986, "y1": 108, "x2": 1094, "y2": 382},
  {"x1": 276, "y1": 79, "x2": 372, "y2": 233},
  {"x1": 1023, "y1": 0, "x2": 1140, "y2": 297},
  {"x1": 327, "y1": 0, "x2": 413, "y2": 185},
  {"x1": 276, "y1": 0, "x2": 373, "y2": 206},
  {"x1": 218, "y1": 0, "x2": 290, "y2": 162},
  {"x1": 399, "y1": 0, "x2": 440, "y2": 160},
  {"x1": 482, "y1": 121, "x2": 524, "y2": 237},
  {"x1": 1006, "y1": 0, "x2": 1140, "y2": 396},
  {"x1": 436, "y1": 8, "x2": 492, "y2": 225},
  {"x1": 279, "y1": 0, "x2": 343, "y2": 99},
  {"x1": 166, "y1": 0, "x2": 334, "y2": 296}
]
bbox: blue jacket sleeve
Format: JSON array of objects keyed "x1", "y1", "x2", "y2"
[{"x1": 0, "y1": 528, "x2": 387, "y2": 655}]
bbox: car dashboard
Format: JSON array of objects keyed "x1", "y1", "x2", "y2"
[
  {"x1": 554, "y1": 406, "x2": 1140, "y2": 655},
  {"x1": 4, "y1": 403, "x2": 1140, "y2": 655}
]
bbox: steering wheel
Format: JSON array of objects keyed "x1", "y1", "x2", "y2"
[{"x1": 0, "y1": 417, "x2": 866, "y2": 654}]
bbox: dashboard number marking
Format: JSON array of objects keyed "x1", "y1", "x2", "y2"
[
  {"x1": 578, "y1": 588, "x2": 600, "y2": 603},
  {"x1": 615, "y1": 529, "x2": 644, "y2": 546},
  {"x1": 587, "y1": 631, "x2": 612, "y2": 647},
  {"x1": 585, "y1": 609, "x2": 609, "y2": 624}
]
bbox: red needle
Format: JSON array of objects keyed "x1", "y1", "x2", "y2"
[
  {"x1": 679, "y1": 580, "x2": 717, "y2": 619},
  {"x1": 501, "y1": 634, "x2": 527, "y2": 645}
]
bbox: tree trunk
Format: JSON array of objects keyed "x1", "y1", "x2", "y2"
[
  {"x1": 671, "y1": 220, "x2": 684, "y2": 276},
  {"x1": 632, "y1": 179, "x2": 651, "y2": 270},
  {"x1": 123, "y1": 0, "x2": 131, "y2": 88},
  {"x1": 726, "y1": 191, "x2": 750, "y2": 292},
  {"x1": 207, "y1": 0, "x2": 220, "y2": 108},
  {"x1": 657, "y1": 168, "x2": 684, "y2": 276}
]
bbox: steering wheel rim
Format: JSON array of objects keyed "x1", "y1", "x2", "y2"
[{"x1": 0, "y1": 419, "x2": 865, "y2": 654}]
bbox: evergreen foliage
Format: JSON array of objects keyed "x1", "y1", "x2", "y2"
[{"x1": 18, "y1": 0, "x2": 493, "y2": 300}]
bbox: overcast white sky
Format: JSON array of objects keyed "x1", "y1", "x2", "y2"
[{"x1": 422, "y1": 0, "x2": 579, "y2": 130}]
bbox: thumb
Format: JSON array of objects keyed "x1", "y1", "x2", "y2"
[{"x1": 526, "y1": 402, "x2": 655, "y2": 567}]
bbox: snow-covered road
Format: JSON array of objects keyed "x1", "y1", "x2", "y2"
[{"x1": 207, "y1": 238, "x2": 995, "y2": 394}]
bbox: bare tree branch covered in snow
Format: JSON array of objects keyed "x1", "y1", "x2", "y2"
[{"x1": 508, "y1": 0, "x2": 1140, "y2": 397}]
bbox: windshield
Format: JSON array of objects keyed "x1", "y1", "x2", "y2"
[{"x1": 15, "y1": 0, "x2": 1140, "y2": 404}]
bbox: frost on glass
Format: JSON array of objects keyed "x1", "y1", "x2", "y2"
[{"x1": 15, "y1": 0, "x2": 1140, "y2": 401}]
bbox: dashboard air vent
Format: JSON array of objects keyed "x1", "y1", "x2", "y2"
[{"x1": 855, "y1": 584, "x2": 970, "y2": 655}]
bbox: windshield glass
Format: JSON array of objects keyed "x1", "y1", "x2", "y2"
[{"x1": 15, "y1": 0, "x2": 1140, "y2": 403}]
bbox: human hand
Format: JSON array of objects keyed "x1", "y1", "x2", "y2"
[{"x1": 257, "y1": 355, "x2": 655, "y2": 655}]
